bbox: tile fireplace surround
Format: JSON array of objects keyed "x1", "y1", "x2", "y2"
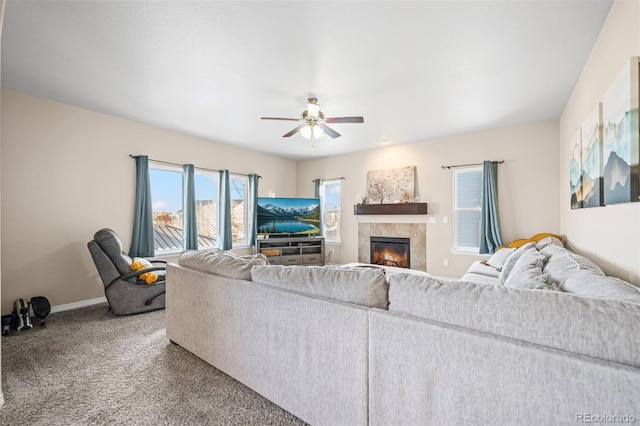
[{"x1": 357, "y1": 223, "x2": 427, "y2": 271}]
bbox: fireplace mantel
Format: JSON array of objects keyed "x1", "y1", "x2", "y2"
[{"x1": 354, "y1": 202, "x2": 427, "y2": 215}]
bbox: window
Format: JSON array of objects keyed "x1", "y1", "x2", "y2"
[
  {"x1": 194, "y1": 171, "x2": 218, "y2": 249},
  {"x1": 149, "y1": 164, "x2": 184, "y2": 253},
  {"x1": 230, "y1": 174, "x2": 248, "y2": 246},
  {"x1": 319, "y1": 179, "x2": 342, "y2": 243},
  {"x1": 148, "y1": 164, "x2": 249, "y2": 252},
  {"x1": 453, "y1": 167, "x2": 482, "y2": 252}
]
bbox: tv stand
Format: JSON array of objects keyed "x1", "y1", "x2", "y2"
[{"x1": 257, "y1": 237, "x2": 325, "y2": 266}]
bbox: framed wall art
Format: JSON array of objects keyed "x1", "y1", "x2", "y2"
[
  {"x1": 570, "y1": 130, "x2": 583, "y2": 209},
  {"x1": 570, "y1": 56, "x2": 639, "y2": 209},
  {"x1": 601, "y1": 56, "x2": 639, "y2": 205},
  {"x1": 579, "y1": 103, "x2": 603, "y2": 208},
  {"x1": 366, "y1": 166, "x2": 415, "y2": 204}
]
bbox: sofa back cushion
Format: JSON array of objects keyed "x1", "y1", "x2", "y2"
[
  {"x1": 251, "y1": 265, "x2": 389, "y2": 309},
  {"x1": 178, "y1": 250, "x2": 268, "y2": 280},
  {"x1": 562, "y1": 270, "x2": 640, "y2": 304},
  {"x1": 541, "y1": 245, "x2": 604, "y2": 286},
  {"x1": 388, "y1": 273, "x2": 640, "y2": 367}
]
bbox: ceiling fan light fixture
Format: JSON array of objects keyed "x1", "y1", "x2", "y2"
[
  {"x1": 300, "y1": 125, "x2": 324, "y2": 140},
  {"x1": 307, "y1": 98, "x2": 320, "y2": 118},
  {"x1": 261, "y1": 97, "x2": 363, "y2": 145}
]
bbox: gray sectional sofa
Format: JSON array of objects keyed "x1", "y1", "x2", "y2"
[{"x1": 165, "y1": 246, "x2": 640, "y2": 426}]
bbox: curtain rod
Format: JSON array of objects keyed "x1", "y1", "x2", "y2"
[
  {"x1": 130, "y1": 155, "x2": 261, "y2": 178},
  {"x1": 311, "y1": 177, "x2": 346, "y2": 182},
  {"x1": 441, "y1": 161, "x2": 504, "y2": 170}
]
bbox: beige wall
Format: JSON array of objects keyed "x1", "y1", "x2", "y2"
[
  {"x1": 559, "y1": 0, "x2": 640, "y2": 285},
  {"x1": 296, "y1": 120, "x2": 560, "y2": 278},
  {"x1": 3, "y1": 90, "x2": 560, "y2": 309},
  {"x1": 0, "y1": 90, "x2": 296, "y2": 314}
]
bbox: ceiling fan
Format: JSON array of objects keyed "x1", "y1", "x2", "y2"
[{"x1": 261, "y1": 98, "x2": 364, "y2": 146}]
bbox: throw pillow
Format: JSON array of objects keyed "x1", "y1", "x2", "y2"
[
  {"x1": 535, "y1": 236, "x2": 564, "y2": 250},
  {"x1": 568, "y1": 252, "x2": 604, "y2": 275},
  {"x1": 224, "y1": 251, "x2": 269, "y2": 263},
  {"x1": 485, "y1": 248, "x2": 514, "y2": 270},
  {"x1": 130, "y1": 257, "x2": 158, "y2": 284},
  {"x1": 539, "y1": 243, "x2": 565, "y2": 258},
  {"x1": 503, "y1": 248, "x2": 545, "y2": 288},
  {"x1": 504, "y1": 268, "x2": 556, "y2": 291},
  {"x1": 508, "y1": 247, "x2": 545, "y2": 274},
  {"x1": 498, "y1": 242, "x2": 536, "y2": 284}
]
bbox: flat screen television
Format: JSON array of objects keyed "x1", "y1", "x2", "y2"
[{"x1": 257, "y1": 197, "x2": 321, "y2": 236}]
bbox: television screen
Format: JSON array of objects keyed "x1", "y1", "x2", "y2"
[{"x1": 257, "y1": 197, "x2": 321, "y2": 236}]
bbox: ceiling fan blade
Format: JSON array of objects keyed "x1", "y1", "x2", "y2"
[
  {"x1": 283, "y1": 124, "x2": 306, "y2": 137},
  {"x1": 261, "y1": 117, "x2": 300, "y2": 122},
  {"x1": 318, "y1": 124, "x2": 341, "y2": 138},
  {"x1": 324, "y1": 116, "x2": 364, "y2": 124}
]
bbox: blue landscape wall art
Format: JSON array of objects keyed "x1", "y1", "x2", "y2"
[
  {"x1": 579, "y1": 104, "x2": 603, "y2": 208},
  {"x1": 601, "y1": 57, "x2": 639, "y2": 205},
  {"x1": 571, "y1": 56, "x2": 639, "y2": 209},
  {"x1": 570, "y1": 130, "x2": 583, "y2": 209}
]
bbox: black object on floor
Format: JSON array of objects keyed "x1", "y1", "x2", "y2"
[{"x1": 30, "y1": 296, "x2": 51, "y2": 326}]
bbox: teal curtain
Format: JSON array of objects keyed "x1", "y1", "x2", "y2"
[
  {"x1": 183, "y1": 164, "x2": 198, "y2": 250},
  {"x1": 129, "y1": 155, "x2": 154, "y2": 257},
  {"x1": 479, "y1": 161, "x2": 503, "y2": 254},
  {"x1": 218, "y1": 170, "x2": 232, "y2": 250},
  {"x1": 248, "y1": 174, "x2": 259, "y2": 251},
  {"x1": 314, "y1": 178, "x2": 323, "y2": 237}
]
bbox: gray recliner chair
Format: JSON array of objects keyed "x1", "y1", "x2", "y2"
[{"x1": 87, "y1": 228, "x2": 166, "y2": 315}]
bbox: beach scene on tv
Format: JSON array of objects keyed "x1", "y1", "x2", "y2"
[{"x1": 257, "y1": 197, "x2": 321, "y2": 235}]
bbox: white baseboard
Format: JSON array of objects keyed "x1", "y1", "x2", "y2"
[{"x1": 50, "y1": 297, "x2": 108, "y2": 314}]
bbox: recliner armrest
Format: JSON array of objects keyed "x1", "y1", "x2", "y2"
[{"x1": 107, "y1": 266, "x2": 167, "y2": 288}]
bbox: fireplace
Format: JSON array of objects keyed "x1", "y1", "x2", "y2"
[
  {"x1": 359, "y1": 223, "x2": 425, "y2": 271},
  {"x1": 370, "y1": 236, "x2": 410, "y2": 268}
]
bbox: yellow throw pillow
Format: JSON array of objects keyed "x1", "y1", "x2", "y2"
[
  {"x1": 130, "y1": 257, "x2": 158, "y2": 284},
  {"x1": 508, "y1": 238, "x2": 535, "y2": 249}
]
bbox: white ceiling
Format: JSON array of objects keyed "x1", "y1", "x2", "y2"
[{"x1": 2, "y1": 1, "x2": 613, "y2": 161}]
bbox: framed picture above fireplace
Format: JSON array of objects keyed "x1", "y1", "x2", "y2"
[{"x1": 366, "y1": 166, "x2": 416, "y2": 204}]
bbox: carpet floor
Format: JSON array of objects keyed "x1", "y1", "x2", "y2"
[{"x1": 0, "y1": 304, "x2": 306, "y2": 425}]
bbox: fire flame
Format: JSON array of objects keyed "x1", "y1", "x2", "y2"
[
  {"x1": 382, "y1": 249, "x2": 396, "y2": 262},
  {"x1": 374, "y1": 247, "x2": 407, "y2": 268}
]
